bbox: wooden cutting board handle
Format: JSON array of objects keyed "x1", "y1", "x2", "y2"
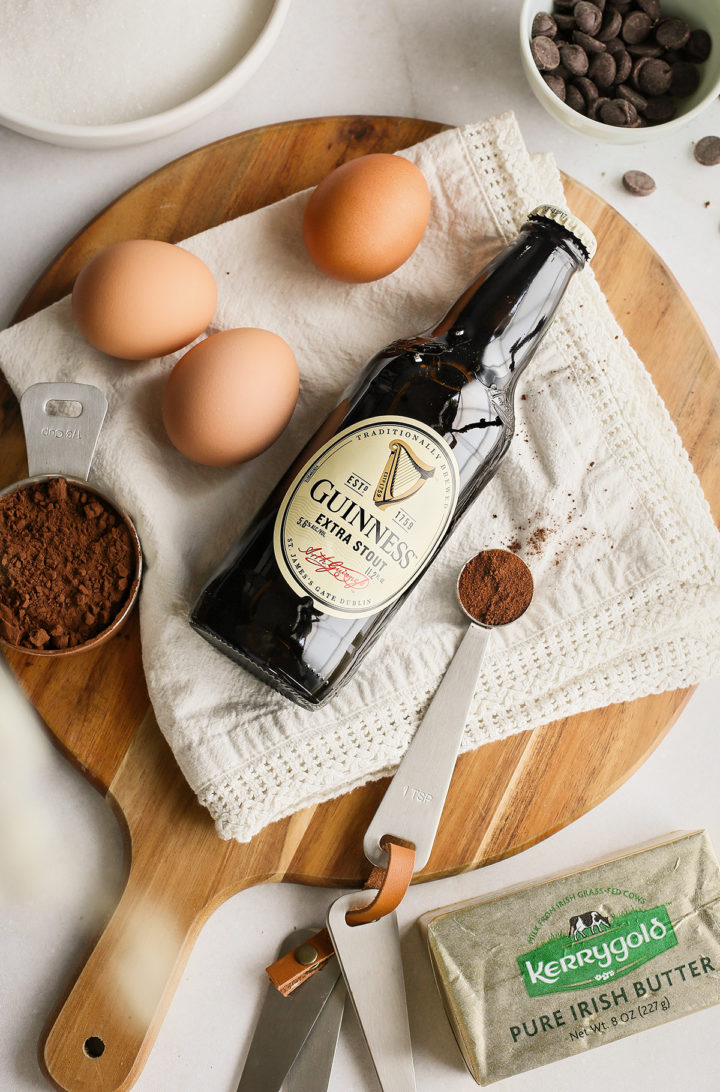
[{"x1": 41, "y1": 711, "x2": 291, "y2": 1092}]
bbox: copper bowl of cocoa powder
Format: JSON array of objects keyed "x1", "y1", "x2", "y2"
[{"x1": 0, "y1": 474, "x2": 142, "y2": 656}]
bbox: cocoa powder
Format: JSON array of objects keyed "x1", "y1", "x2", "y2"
[
  {"x1": 0, "y1": 477, "x2": 136, "y2": 651},
  {"x1": 457, "y1": 549, "x2": 533, "y2": 627}
]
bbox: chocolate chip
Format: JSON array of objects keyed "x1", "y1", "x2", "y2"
[
  {"x1": 532, "y1": 35, "x2": 561, "y2": 70},
  {"x1": 596, "y1": 8, "x2": 622, "y2": 41},
  {"x1": 622, "y1": 169, "x2": 656, "y2": 195},
  {"x1": 589, "y1": 50, "x2": 617, "y2": 87},
  {"x1": 655, "y1": 17, "x2": 691, "y2": 51},
  {"x1": 574, "y1": 75, "x2": 600, "y2": 103},
  {"x1": 614, "y1": 48, "x2": 633, "y2": 82},
  {"x1": 627, "y1": 42, "x2": 664, "y2": 57},
  {"x1": 694, "y1": 135, "x2": 720, "y2": 166},
  {"x1": 635, "y1": 0, "x2": 660, "y2": 18},
  {"x1": 574, "y1": 1, "x2": 602, "y2": 35},
  {"x1": 683, "y1": 29, "x2": 712, "y2": 63},
  {"x1": 554, "y1": 12, "x2": 577, "y2": 32},
  {"x1": 532, "y1": 12, "x2": 558, "y2": 38},
  {"x1": 566, "y1": 82, "x2": 587, "y2": 111},
  {"x1": 560, "y1": 42, "x2": 590, "y2": 75},
  {"x1": 600, "y1": 97, "x2": 638, "y2": 125},
  {"x1": 589, "y1": 95, "x2": 611, "y2": 119},
  {"x1": 573, "y1": 29, "x2": 607, "y2": 53},
  {"x1": 643, "y1": 95, "x2": 676, "y2": 121},
  {"x1": 637, "y1": 57, "x2": 672, "y2": 95},
  {"x1": 670, "y1": 60, "x2": 700, "y2": 97},
  {"x1": 616, "y1": 82, "x2": 648, "y2": 111},
  {"x1": 605, "y1": 37, "x2": 626, "y2": 54},
  {"x1": 543, "y1": 72, "x2": 567, "y2": 99},
  {"x1": 631, "y1": 55, "x2": 650, "y2": 89},
  {"x1": 622, "y1": 11, "x2": 652, "y2": 45}
]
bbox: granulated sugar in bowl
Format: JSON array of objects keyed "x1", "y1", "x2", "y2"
[{"x1": 0, "y1": 0, "x2": 291, "y2": 148}]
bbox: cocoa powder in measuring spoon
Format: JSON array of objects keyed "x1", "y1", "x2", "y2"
[
  {"x1": 457, "y1": 548, "x2": 534, "y2": 627},
  {"x1": 0, "y1": 476, "x2": 137, "y2": 651}
]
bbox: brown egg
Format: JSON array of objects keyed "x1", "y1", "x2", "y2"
[
  {"x1": 302, "y1": 153, "x2": 431, "y2": 283},
  {"x1": 71, "y1": 239, "x2": 217, "y2": 360},
  {"x1": 161, "y1": 328, "x2": 299, "y2": 467}
]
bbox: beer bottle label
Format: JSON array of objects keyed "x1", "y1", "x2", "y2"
[{"x1": 273, "y1": 415, "x2": 460, "y2": 618}]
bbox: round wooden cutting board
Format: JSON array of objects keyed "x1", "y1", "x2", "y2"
[{"x1": 2, "y1": 115, "x2": 719, "y2": 1092}]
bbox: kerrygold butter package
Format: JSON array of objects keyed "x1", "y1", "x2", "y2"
[{"x1": 419, "y1": 831, "x2": 720, "y2": 1085}]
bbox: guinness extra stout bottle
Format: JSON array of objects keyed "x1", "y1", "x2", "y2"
[{"x1": 191, "y1": 206, "x2": 596, "y2": 706}]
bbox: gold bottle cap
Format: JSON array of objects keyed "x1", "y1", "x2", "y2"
[{"x1": 528, "y1": 204, "x2": 597, "y2": 262}]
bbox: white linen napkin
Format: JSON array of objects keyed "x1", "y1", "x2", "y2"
[{"x1": 2, "y1": 112, "x2": 720, "y2": 843}]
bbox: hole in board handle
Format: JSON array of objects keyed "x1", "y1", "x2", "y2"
[
  {"x1": 44, "y1": 399, "x2": 83, "y2": 419},
  {"x1": 83, "y1": 1036, "x2": 105, "y2": 1058}
]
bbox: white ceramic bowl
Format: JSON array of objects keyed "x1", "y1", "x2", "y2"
[
  {"x1": 520, "y1": 0, "x2": 720, "y2": 142},
  {"x1": 0, "y1": 0, "x2": 291, "y2": 149}
]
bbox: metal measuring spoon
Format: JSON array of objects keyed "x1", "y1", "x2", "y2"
[
  {"x1": 363, "y1": 548, "x2": 533, "y2": 873},
  {"x1": 0, "y1": 382, "x2": 142, "y2": 657}
]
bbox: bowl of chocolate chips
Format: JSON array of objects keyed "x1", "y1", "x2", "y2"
[{"x1": 520, "y1": 0, "x2": 720, "y2": 140}]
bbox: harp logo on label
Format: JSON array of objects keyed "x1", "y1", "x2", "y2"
[{"x1": 273, "y1": 415, "x2": 460, "y2": 619}]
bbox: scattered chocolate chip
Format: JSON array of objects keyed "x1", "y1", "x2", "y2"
[
  {"x1": 622, "y1": 169, "x2": 656, "y2": 194},
  {"x1": 600, "y1": 97, "x2": 638, "y2": 125},
  {"x1": 532, "y1": 11, "x2": 558, "y2": 38},
  {"x1": 574, "y1": 1, "x2": 603, "y2": 35},
  {"x1": 589, "y1": 50, "x2": 617, "y2": 87},
  {"x1": 655, "y1": 16, "x2": 691, "y2": 50},
  {"x1": 635, "y1": 0, "x2": 660, "y2": 17},
  {"x1": 622, "y1": 11, "x2": 652, "y2": 45},
  {"x1": 637, "y1": 57, "x2": 672, "y2": 95},
  {"x1": 694, "y1": 135, "x2": 720, "y2": 165},
  {"x1": 532, "y1": 34, "x2": 561, "y2": 71}
]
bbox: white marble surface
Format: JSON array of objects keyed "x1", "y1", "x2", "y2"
[{"x1": 1, "y1": 1, "x2": 719, "y2": 1090}]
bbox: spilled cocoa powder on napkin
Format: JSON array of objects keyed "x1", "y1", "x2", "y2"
[{"x1": 0, "y1": 477, "x2": 136, "y2": 650}]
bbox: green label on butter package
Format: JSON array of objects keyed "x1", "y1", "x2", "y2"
[{"x1": 519, "y1": 905, "x2": 678, "y2": 997}]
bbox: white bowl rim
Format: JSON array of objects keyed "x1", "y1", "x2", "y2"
[
  {"x1": 0, "y1": 0, "x2": 291, "y2": 149},
  {"x1": 519, "y1": 0, "x2": 720, "y2": 141}
]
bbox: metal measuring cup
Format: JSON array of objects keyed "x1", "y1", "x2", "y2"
[
  {"x1": 0, "y1": 381, "x2": 142, "y2": 657},
  {"x1": 363, "y1": 548, "x2": 533, "y2": 872}
]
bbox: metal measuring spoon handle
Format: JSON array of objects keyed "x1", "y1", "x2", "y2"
[
  {"x1": 363, "y1": 549, "x2": 533, "y2": 873},
  {"x1": 363, "y1": 621, "x2": 491, "y2": 872}
]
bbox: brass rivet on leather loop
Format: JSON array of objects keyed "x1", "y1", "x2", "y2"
[{"x1": 294, "y1": 943, "x2": 319, "y2": 966}]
